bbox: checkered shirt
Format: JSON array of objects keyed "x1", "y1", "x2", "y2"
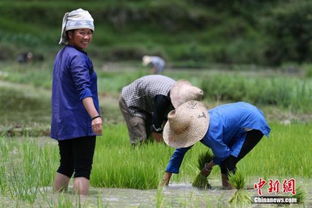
[{"x1": 121, "y1": 75, "x2": 175, "y2": 117}]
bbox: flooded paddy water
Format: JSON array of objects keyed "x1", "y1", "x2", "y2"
[
  {"x1": 0, "y1": 178, "x2": 310, "y2": 207},
  {"x1": 88, "y1": 179, "x2": 311, "y2": 208}
]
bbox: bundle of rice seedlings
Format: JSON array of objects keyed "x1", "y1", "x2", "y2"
[
  {"x1": 228, "y1": 171, "x2": 252, "y2": 205},
  {"x1": 192, "y1": 173, "x2": 211, "y2": 189},
  {"x1": 192, "y1": 151, "x2": 213, "y2": 189},
  {"x1": 197, "y1": 151, "x2": 213, "y2": 170}
]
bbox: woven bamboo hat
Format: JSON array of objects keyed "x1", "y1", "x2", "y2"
[
  {"x1": 170, "y1": 80, "x2": 204, "y2": 108},
  {"x1": 163, "y1": 100, "x2": 210, "y2": 148}
]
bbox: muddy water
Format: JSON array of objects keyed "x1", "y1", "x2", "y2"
[{"x1": 0, "y1": 178, "x2": 310, "y2": 207}]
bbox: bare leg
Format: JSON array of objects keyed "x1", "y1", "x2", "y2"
[
  {"x1": 73, "y1": 177, "x2": 90, "y2": 195},
  {"x1": 53, "y1": 172, "x2": 70, "y2": 192}
]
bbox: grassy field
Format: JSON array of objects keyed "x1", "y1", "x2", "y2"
[
  {"x1": 0, "y1": 62, "x2": 311, "y2": 206},
  {"x1": 0, "y1": 123, "x2": 311, "y2": 207}
]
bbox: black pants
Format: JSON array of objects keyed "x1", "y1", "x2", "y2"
[
  {"x1": 220, "y1": 130, "x2": 263, "y2": 175},
  {"x1": 57, "y1": 136, "x2": 96, "y2": 179}
]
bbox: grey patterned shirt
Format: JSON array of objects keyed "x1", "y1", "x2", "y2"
[{"x1": 121, "y1": 75, "x2": 175, "y2": 117}]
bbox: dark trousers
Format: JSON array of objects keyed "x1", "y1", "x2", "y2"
[
  {"x1": 220, "y1": 130, "x2": 263, "y2": 175},
  {"x1": 57, "y1": 136, "x2": 96, "y2": 179}
]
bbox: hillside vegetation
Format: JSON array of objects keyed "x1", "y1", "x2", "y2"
[{"x1": 1, "y1": 0, "x2": 312, "y2": 67}]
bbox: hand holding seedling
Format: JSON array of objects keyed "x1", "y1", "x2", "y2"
[
  {"x1": 192, "y1": 151, "x2": 213, "y2": 189},
  {"x1": 200, "y1": 161, "x2": 215, "y2": 177},
  {"x1": 152, "y1": 132, "x2": 163, "y2": 142}
]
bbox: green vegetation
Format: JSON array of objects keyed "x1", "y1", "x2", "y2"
[
  {"x1": 201, "y1": 74, "x2": 312, "y2": 113},
  {"x1": 228, "y1": 172, "x2": 252, "y2": 205},
  {"x1": 192, "y1": 151, "x2": 213, "y2": 189},
  {"x1": 1, "y1": 0, "x2": 311, "y2": 206},
  {"x1": 0, "y1": 123, "x2": 311, "y2": 206},
  {"x1": 2, "y1": 0, "x2": 312, "y2": 67},
  {"x1": 196, "y1": 151, "x2": 213, "y2": 171},
  {"x1": 2, "y1": 62, "x2": 312, "y2": 116},
  {"x1": 293, "y1": 186, "x2": 306, "y2": 204}
]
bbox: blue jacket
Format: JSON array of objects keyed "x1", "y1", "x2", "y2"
[
  {"x1": 166, "y1": 102, "x2": 271, "y2": 173},
  {"x1": 51, "y1": 46, "x2": 99, "y2": 140}
]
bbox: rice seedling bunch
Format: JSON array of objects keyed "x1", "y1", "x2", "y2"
[
  {"x1": 192, "y1": 173, "x2": 211, "y2": 189},
  {"x1": 228, "y1": 171, "x2": 251, "y2": 205},
  {"x1": 228, "y1": 171, "x2": 245, "y2": 190},
  {"x1": 197, "y1": 151, "x2": 213, "y2": 170},
  {"x1": 192, "y1": 151, "x2": 213, "y2": 189},
  {"x1": 292, "y1": 186, "x2": 305, "y2": 204}
]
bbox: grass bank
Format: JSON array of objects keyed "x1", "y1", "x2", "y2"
[{"x1": 2, "y1": 62, "x2": 312, "y2": 115}]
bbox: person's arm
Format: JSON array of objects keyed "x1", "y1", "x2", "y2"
[
  {"x1": 82, "y1": 97, "x2": 102, "y2": 135},
  {"x1": 151, "y1": 95, "x2": 172, "y2": 141},
  {"x1": 161, "y1": 146, "x2": 192, "y2": 186},
  {"x1": 208, "y1": 138, "x2": 231, "y2": 165},
  {"x1": 150, "y1": 67, "x2": 157, "y2": 74},
  {"x1": 71, "y1": 54, "x2": 102, "y2": 135}
]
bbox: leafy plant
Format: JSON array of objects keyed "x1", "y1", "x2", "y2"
[
  {"x1": 228, "y1": 171, "x2": 251, "y2": 205},
  {"x1": 192, "y1": 151, "x2": 213, "y2": 189},
  {"x1": 228, "y1": 171, "x2": 246, "y2": 190},
  {"x1": 292, "y1": 186, "x2": 306, "y2": 204},
  {"x1": 197, "y1": 151, "x2": 213, "y2": 170},
  {"x1": 192, "y1": 173, "x2": 211, "y2": 189}
]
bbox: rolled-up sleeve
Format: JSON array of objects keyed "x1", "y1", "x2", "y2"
[
  {"x1": 165, "y1": 146, "x2": 192, "y2": 173},
  {"x1": 70, "y1": 54, "x2": 93, "y2": 100}
]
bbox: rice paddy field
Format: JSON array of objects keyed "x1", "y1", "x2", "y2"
[{"x1": 0, "y1": 61, "x2": 311, "y2": 207}]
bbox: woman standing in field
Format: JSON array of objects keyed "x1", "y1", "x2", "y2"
[
  {"x1": 51, "y1": 8, "x2": 102, "y2": 195},
  {"x1": 161, "y1": 100, "x2": 270, "y2": 189}
]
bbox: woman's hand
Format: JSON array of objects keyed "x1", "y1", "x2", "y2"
[
  {"x1": 160, "y1": 172, "x2": 172, "y2": 186},
  {"x1": 92, "y1": 117, "x2": 103, "y2": 135},
  {"x1": 200, "y1": 161, "x2": 215, "y2": 177},
  {"x1": 152, "y1": 132, "x2": 163, "y2": 142}
]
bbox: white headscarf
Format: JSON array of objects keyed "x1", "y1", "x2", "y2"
[{"x1": 59, "y1": 8, "x2": 95, "y2": 45}]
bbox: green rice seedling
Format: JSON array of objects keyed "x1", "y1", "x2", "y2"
[
  {"x1": 91, "y1": 124, "x2": 170, "y2": 189},
  {"x1": 238, "y1": 123, "x2": 312, "y2": 177},
  {"x1": 6, "y1": 166, "x2": 40, "y2": 204},
  {"x1": 192, "y1": 151, "x2": 213, "y2": 189},
  {"x1": 192, "y1": 174, "x2": 211, "y2": 189},
  {"x1": 197, "y1": 151, "x2": 213, "y2": 170},
  {"x1": 0, "y1": 138, "x2": 9, "y2": 194},
  {"x1": 21, "y1": 142, "x2": 57, "y2": 187},
  {"x1": 57, "y1": 194, "x2": 75, "y2": 208},
  {"x1": 0, "y1": 165, "x2": 7, "y2": 194},
  {"x1": 228, "y1": 171, "x2": 252, "y2": 205},
  {"x1": 292, "y1": 186, "x2": 305, "y2": 204},
  {"x1": 156, "y1": 186, "x2": 164, "y2": 208},
  {"x1": 96, "y1": 194, "x2": 107, "y2": 208},
  {"x1": 228, "y1": 171, "x2": 246, "y2": 190}
]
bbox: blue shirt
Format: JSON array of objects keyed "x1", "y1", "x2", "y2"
[
  {"x1": 150, "y1": 56, "x2": 165, "y2": 73},
  {"x1": 51, "y1": 46, "x2": 99, "y2": 140},
  {"x1": 165, "y1": 102, "x2": 271, "y2": 173}
]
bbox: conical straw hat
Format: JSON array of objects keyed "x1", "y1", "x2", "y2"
[
  {"x1": 163, "y1": 100, "x2": 210, "y2": 148},
  {"x1": 170, "y1": 80, "x2": 204, "y2": 108},
  {"x1": 142, "y1": 55, "x2": 152, "y2": 66}
]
